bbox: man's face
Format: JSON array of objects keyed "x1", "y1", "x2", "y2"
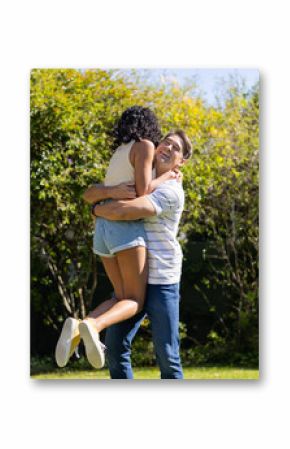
[{"x1": 155, "y1": 134, "x2": 184, "y2": 171}]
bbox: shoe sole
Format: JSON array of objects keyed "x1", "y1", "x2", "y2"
[
  {"x1": 79, "y1": 321, "x2": 104, "y2": 369},
  {"x1": 55, "y1": 318, "x2": 79, "y2": 368}
]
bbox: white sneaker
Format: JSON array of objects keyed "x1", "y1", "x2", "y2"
[
  {"x1": 55, "y1": 317, "x2": 81, "y2": 368},
  {"x1": 79, "y1": 319, "x2": 106, "y2": 369}
]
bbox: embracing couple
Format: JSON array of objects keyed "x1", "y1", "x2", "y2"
[{"x1": 55, "y1": 106, "x2": 192, "y2": 379}]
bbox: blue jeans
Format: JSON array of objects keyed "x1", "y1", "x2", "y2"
[{"x1": 105, "y1": 283, "x2": 183, "y2": 379}]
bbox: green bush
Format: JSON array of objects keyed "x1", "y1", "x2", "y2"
[{"x1": 31, "y1": 69, "x2": 258, "y2": 366}]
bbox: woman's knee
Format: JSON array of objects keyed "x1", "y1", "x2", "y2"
[{"x1": 129, "y1": 297, "x2": 145, "y2": 315}]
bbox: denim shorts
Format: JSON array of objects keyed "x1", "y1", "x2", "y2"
[{"x1": 93, "y1": 217, "x2": 147, "y2": 258}]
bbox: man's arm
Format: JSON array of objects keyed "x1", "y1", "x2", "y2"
[
  {"x1": 83, "y1": 182, "x2": 136, "y2": 204},
  {"x1": 92, "y1": 196, "x2": 156, "y2": 221}
]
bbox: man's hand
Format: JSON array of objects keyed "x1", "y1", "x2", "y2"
[{"x1": 111, "y1": 182, "x2": 137, "y2": 199}]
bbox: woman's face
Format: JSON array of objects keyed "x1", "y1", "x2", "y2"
[{"x1": 155, "y1": 134, "x2": 184, "y2": 170}]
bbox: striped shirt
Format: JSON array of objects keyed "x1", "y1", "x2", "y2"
[{"x1": 145, "y1": 180, "x2": 184, "y2": 285}]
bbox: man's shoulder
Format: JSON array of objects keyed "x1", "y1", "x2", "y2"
[
  {"x1": 155, "y1": 179, "x2": 184, "y2": 192},
  {"x1": 155, "y1": 180, "x2": 184, "y2": 201},
  {"x1": 147, "y1": 180, "x2": 184, "y2": 215}
]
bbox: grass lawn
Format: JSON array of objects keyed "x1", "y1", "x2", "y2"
[{"x1": 31, "y1": 366, "x2": 259, "y2": 380}]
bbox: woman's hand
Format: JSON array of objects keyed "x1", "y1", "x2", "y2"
[
  {"x1": 159, "y1": 171, "x2": 177, "y2": 182},
  {"x1": 173, "y1": 167, "x2": 183, "y2": 183},
  {"x1": 111, "y1": 182, "x2": 137, "y2": 199},
  {"x1": 146, "y1": 169, "x2": 183, "y2": 193},
  {"x1": 160, "y1": 168, "x2": 183, "y2": 183},
  {"x1": 160, "y1": 169, "x2": 184, "y2": 182}
]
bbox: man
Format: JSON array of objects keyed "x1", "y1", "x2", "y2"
[{"x1": 85, "y1": 130, "x2": 192, "y2": 379}]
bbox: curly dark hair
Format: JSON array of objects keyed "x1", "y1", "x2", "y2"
[{"x1": 112, "y1": 106, "x2": 162, "y2": 149}]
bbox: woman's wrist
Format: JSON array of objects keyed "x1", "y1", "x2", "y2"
[{"x1": 91, "y1": 203, "x2": 98, "y2": 217}]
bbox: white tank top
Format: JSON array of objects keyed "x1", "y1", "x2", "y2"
[{"x1": 104, "y1": 141, "x2": 135, "y2": 186}]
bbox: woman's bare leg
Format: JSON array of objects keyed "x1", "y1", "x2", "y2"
[
  {"x1": 87, "y1": 256, "x2": 124, "y2": 319},
  {"x1": 89, "y1": 246, "x2": 147, "y2": 332}
]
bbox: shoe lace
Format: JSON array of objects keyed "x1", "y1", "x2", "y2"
[
  {"x1": 100, "y1": 342, "x2": 107, "y2": 353},
  {"x1": 74, "y1": 342, "x2": 106, "y2": 359},
  {"x1": 74, "y1": 345, "x2": 80, "y2": 359}
]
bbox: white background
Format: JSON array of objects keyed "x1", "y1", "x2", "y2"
[{"x1": 1, "y1": 0, "x2": 289, "y2": 448}]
